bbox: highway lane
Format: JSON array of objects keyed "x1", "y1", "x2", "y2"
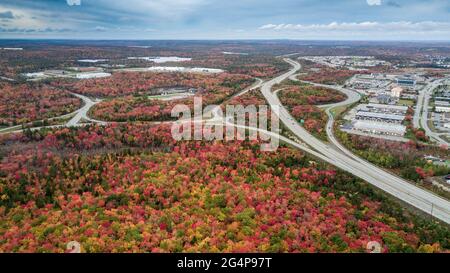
[
  {"x1": 230, "y1": 78, "x2": 264, "y2": 100},
  {"x1": 418, "y1": 80, "x2": 449, "y2": 146},
  {"x1": 1, "y1": 77, "x2": 263, "y2": 135},
  {"x1": 413, "y1": 85, "x2": 425, "y2": 129},
  {"x1": 261, "y1": 58, "x2": 450, "y2": 224},
  {"x1": 0, "y1": 109, "x2": 79, "y2": 134},
  {"x1": 2, "y1": 60, "x2": 449, "y2": 222},
  {"x1": 66, "y1": 92, "x2": 106, "y2": 127},
  {"x1": 0, "y1": 92, "x2": 107, "y2": 135},
  {"x1": 287, "y1": 73, "x2": 362, "y2": 109}
]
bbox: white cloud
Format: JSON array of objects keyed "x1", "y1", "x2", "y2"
[
  {"x1": 94, "y1": 26, "x2": 107, "y2": 32},
  {"x1": 259, "y1": 24, "x2": 278, "y2": 30},
  {"x1": 367, "y1": 0, "x2": 382, "y2": 6},
  {"x1": 258, "y1": 21, "x2": 450, "y2": 33},
  {"x1": 67, "y1": 0, "x2": 81, "y2": 6},
  {"x1": 0, "y1": 5, "x2": 75, "y2": 30}
]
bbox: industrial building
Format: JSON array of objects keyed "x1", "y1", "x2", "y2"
[
  {"x1": 391, "y1": 86, "x2": 403, "y2": 98},
  {"x1": 352, "y1": 121, "x2": 406, "y2": 137},
  {"x1": 435, "y1": 97, "x2": 450, "y2": 102},
  {"x1": 376, "y1": 94, "x2": 394, "y2": 104},
  {"x1": 436, "y1": 106, "x2": 450, "y2": 113},
  {"x1": 360, "y1": 103, "x2": 408, "y2": 114},
  {"x1": 435, "y1": 101, "x2": 450, "y2": 107},
  {"x1": 355, "y1": 111, "x2": 405, "y2": 123},
  {"x1": 396, "y1": 77, "x2": 416, "y2": 87},
  {"x1": 432, "y1": 112, "x2": 450, "y2": 132},
  {"x1": 75, "y1": 72, "x2": 112, "y2": 79},
  {"x1": 343, "y1": 102, "x2": 409, "y2": 138}
]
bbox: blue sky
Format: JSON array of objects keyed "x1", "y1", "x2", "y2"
[{"x1": 0, "y1": 0, "x2": 449, "y2": 40}]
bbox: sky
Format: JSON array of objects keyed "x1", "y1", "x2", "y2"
[{"x1": 0, "y1": 0, "x2": 449, "y2": 40}]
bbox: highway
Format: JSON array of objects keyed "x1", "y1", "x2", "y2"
[
  {"x1": 288, "y1": 74, "x2": 362, "y2": 110},
  {"x1": 2, "y1": 59, "x2": 450, "y2": 222},
  {"x1": 413, "y1": 84, "x2": 425, "y2": 129},
  {"x1": 0, "y1": 108, "x2": 80, "y2": 134},
  {"x1": 416, "y1": 80, "x2": 449, "y2": 146},
  {"x1": 230, "y1": 78, "x2": 263, "y2": 99},
  {"x1": 260, "y1": 58, "x2": 450, "y2": 224},
  {"x1": 66, "y1": 92, "x2": 106, "y2": 127},
  {"x1": 0, "y1": 92, "x2": 106, "y2": 135}
]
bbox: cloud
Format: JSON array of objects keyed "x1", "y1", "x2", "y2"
[
  {"x1": 386, "y1": 1, "x2": 401, "y2": 8},
  {"x1": 259, "y1": 24, "x2": 278, "y2": 30},
  {"x1": 66, "y1": 0, "x2": 81, "y2": 6},
  {"x1": 94, "y1": 26, "x2": 107, "y2": 32},
  {"x1": 258, "y1": 21, "x2": 450, "y2": 33},
  {"x1": 367, "y1": 0, "x2": 382, "y2": 6},
  {"x1": 0, "y1": 11, "x2": 15, "y2": 19},
  {"x1": 0, "y1": 6, "x2": 78, "y2": 31},
  {"x1": 0, "y1": 27, "x2": 73, "y2": 33}
]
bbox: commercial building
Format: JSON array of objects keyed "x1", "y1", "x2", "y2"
[
  {"x1": 396, "y1": 77, "x2": 416, "y2": 87},
  {"x1": 435, "y1": 101, "x2": 450, "y2": 107},
  {"x1": 376, "y1": 94, "x2": 394, "y2": 104},
  {"x1": 362, "y1": 103, "x2": 408, "y2": 114},
  {"x1": 391, "y1": 86, "x2": 403, "y2": 98},
  {"x1": 2, "y1": 47, "x2": 23, "y2": 51},
  {"x1": 353, "y1": 103, "x2": 407, "y2": 125},
  {"x1": 401, "y1": 93, "x2": 417, "y2": 100},
  {"x1": 352, "y1": 121, "x2": 406, "y2": 136},
  {"x1": 435, "y1": 97, "x2": 450, "y2": 102},
  {"x1": 355, "y1": 111, "x2": 405, "y2": 123},
  {"x1": 436, "y1": 106, "x2": 450, "y2": 113},
  {"x1": 344, "y1": 102, "x2": 408, "y2": 138},
  {"x1": 75, "y1": 72, "x2": 111, "y2": 79}
]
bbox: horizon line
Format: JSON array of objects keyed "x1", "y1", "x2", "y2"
[{"x1": 1, "y1": 38, "x2": 450, "y2": 43}]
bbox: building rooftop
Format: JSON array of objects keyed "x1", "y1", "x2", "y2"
[
  {"x1": 356, "y1": 111, "x2": 405, "y2": 121},
  {"x1": 367, "y1": 103, "x2": 408, "y2": 112},
  {"x1": 435, "y1": 101, "x2": 450, "y2": 106},
  {"x1": 353, "y1": 121, "x2": 406, "y2": 135}
]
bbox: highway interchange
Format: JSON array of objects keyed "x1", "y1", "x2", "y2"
[
  {"x1": 0, "y1": 92, "x2": 106, "y2": 134},
  {"x1": 259, "y1": 58, "x2": 450, "y2": 224},
  {"x1": 414, "y1": 79, "x2": 449, "y2": 147},
  {"x1": 1, "y1": 57, "x2": 449, "y2": 224}
]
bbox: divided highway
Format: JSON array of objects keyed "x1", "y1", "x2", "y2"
[
  {"x1": 66, "y1": 93, "x2": 106, "y2": 127},
  {"x1": 2, "y1": 59, "x2": 449, "y2": 223},
  {"x1": 0, "y1": 92, "x2": 106, "y2": 135},
  {"x1": 415, "y1": 79, "x2": 449, "y2": 146},
  {"x1": 261, "y1": 58, "x2": 450, "y2": 224}
]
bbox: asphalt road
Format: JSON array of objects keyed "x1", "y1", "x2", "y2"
[
  {"x1": 261, "y1": 58, "x2": 450, "y2": 224},
  {"x1": 66, "y1": 92, "x2": 106, "y2": 127},
  {"x1": 417, "y1": 80, "x2": 449, "y2": 146},
  {"x1": 0, "y1": 92, "x2": 106, "y2": 135},
  {"x1": 2, "y1": 61, "x2": 449, "y2": 223}
]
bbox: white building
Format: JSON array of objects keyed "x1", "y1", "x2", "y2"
[
  {"x1": 391, "y1": 86, "x2": 403, "y2": 98},
  {"x1": 366, "y1": 103, "x2": 408, "y2": 113},
  {"x1": 75, "y1": 72, "x2": 111, "y2": 79},
  {"x1": 2, "y1": 47, "x2": 23, "y2": 51},
  {"x1": 436, "y1": 106, "x2": 450, "y2": 113},
  {"x1": 356, "y1": 111, "x2": 405, "y2": 123},
  {"x1": 353, "y1": 121, "x2": 406, "y2": 136}
]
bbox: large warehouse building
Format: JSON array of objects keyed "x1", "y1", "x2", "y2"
[
  {"x1": 352, "y1": 121, "x2": 406, "y2": 137},
  {"x1": 355, "y1": 111, "x2": 405, "y2": 123}
]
